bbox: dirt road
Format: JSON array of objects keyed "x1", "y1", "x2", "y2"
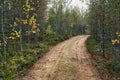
[{"x1": 19, "y1": 35, "x2": 101, "y2": 80}]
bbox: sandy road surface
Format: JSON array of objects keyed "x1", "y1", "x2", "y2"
[{"x1": 19, "y1": 35, "x2": 101, "y2": 80}]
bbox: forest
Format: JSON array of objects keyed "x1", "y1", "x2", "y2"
[{"x1": 0, "y1": 0, "x2": 120, "y2": 80}]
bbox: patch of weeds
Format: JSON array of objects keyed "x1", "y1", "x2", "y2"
[{"x1": 51, "y1": 61, "x2": 77, "y2": 80}]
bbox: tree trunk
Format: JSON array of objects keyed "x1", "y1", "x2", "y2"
[
  {"x1": 18, "y1": 0, "x2": 23, "y2": 51},
  {"x1": 1, "y1": 0, "x2": 7, "y2": 61},
  {"x1": 100, "y1": 0, "x2": 105, "y2": 57}
]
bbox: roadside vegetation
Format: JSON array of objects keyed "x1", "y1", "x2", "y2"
[
  {"x1": 0, "y1": 0, "x2": 86, "y2": 79},
  {"x1": 85, "y1": 0, "x2": 120, "y2": 79},
  {"x1": 86, "y1": 37, "x2": 120, "y2": 80}
]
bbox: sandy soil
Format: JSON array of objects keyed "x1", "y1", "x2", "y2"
[{"x1": 18, "y1": 35, "x2": 101, "y2": 80}]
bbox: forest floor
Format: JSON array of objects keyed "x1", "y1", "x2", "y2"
[{"x1": 18, "y1": 35, "x2": 101, "y2": 80}]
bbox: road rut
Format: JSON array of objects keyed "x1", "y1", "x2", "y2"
[{"x1": 19, "y1": 35, "x2": 101, "y2": 80}]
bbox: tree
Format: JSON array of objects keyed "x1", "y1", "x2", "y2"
[{"x1": 88, "y1": 0, "x2": 120, "y2": 65}]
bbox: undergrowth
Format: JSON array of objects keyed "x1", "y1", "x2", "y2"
[
  {"x1": 86, "y1": 36, "x2": 120, "y2": 80},
  {"x1": 0, "y1": 33, "x2": 69, "y2": 80}
]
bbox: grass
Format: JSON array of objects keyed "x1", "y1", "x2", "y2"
[
  {"x1": 86, "y1": 36, "x2": 120, "y2": 80},
  {"x1": 50, "y1": 60, "x2": 77, "y2": 80}
]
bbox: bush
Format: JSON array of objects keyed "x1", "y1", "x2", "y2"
[
  {"x1": 104, "y1": 60, "x2": 120, "y2": 74},
  {"x1": 0, "y1": 33, "x2": 69, "y2": 79},
  {"x1": 42, "y1": 33, "x2": 68, "y2": 45},
  {"x1": 86, "y1": 36, "x2": 99, "y2": 55},
  {"x1": 86, "y1": 36, "x2": 120, "y2": 80}
]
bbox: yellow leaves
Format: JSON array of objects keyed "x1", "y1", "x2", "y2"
[
  {"x1": 22, "y1": 19, "x2": 28, "y2": 25},
  {"x1": 9, "y1": 31, "x2": 20, "y2": 40},
  {"x1": 0, "y1": 39, "x2": 7, "y2": 47},
  {"x1": 117, "y1": 40, "x2": 120, "y2": 44},
  {"x1": 26, "y1": 8, "x2": 30, "y2": 12},
  {"x1": 26, "y1": 5, "x2": 31, "y2": 9},
  {"x1": 30, "y1": 8, "x2": 34, "y2": 10},
  {"x1": 11, "y1": 33, "x2": 15, "y2": 36},
  {"x1": 31, "y1": 16, "x2": 35, "y2": 20},
  {"x1": 25, "y1": 0, "x2": 29, "y2": 5},
  {"x1": 29, "y1": 20, "x2": 32, "y2": 25},
  {"x1": 16, "y1": 31, "x2": 20, "y2": 38},
  {"x1": 29, "y1": 16, "x2": 35, "y2": 25},
  {"x1": 111, "y1": 40, "x2": 116, "y2": 45},
  {"x1": 23, "y1": 0, "x2": 34, "y2": 12},
  {"x1": 32, "y1": 30, "x2": 36, "y2": 34},
  {"x1": 29, "y1": 16, "x2": 38, "y2": 33},
  {"x1": 116, "y1": 32, "x2": 120, "y2": 37},
  {"x1": 0, "y1": 40, "x2": 7, "y2": 52},
  {"x1": 4, "y1": 40, "x2": 7, "y2": 45},
  {"x1": 111, "y1": 39, "x2": 119, "y2": 45},
  {"x1": 26, "y1": 14, "x2": 29, "y2": 19},
  {"x1": 14, "y1": 22, "x2": 17, "y2": 27},
  {"x1": 15, "y1": 18, "x2": 20, "y2": 21},
  {"x1": 45, "y1": 25, "x2": 52, "y2": 34},
  {"x1": 10, "y1": 0, "x2": 38, "y2": 38},
  {"x1": 23, "y1": 0, "x2": 38, "y2": 34},
  {"x1": 116, "y1": 32, "x2": 119, "y2": 35},
  {"x1": 32, "y1": 25, "x2": 37, "y2": 29},
  {"x1": 112, "y1": 32, "x2": 120, "y2": 45},
  {"x1": 9, "y1": 37, "x2": 15, "y2": 40}
]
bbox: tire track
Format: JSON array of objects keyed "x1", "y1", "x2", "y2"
[{"x1": 18, "y1": 35, "x2": 101, "y2": 80}]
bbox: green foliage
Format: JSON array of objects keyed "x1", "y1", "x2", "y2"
[
  {"x1": 48, "y1": 5, "x2": 86, "y2": 35},
  {"x1": 88, "y1": 0, "x2": 120, "y2": 78},
  {"x1": 45, "y1": 25, "x2": 52, "y2": 35},
  {"x1": 86, "y1": 36, "x2": 99, "y2": 54},
  {"x1": 42, "y1": 33, "x2": 68, "y2": 45},
  {"x1": 86, "y1": 36, "x2": 120, "y2": 79},
  {"x1": 104, "y1": 60, "x2": 120, "y2": 74},
  {"x1": 0, "y1": 0, "x2": 87, "y2": 79},
  {"x1": 0, "y1": 33, "x2": 69, "y2": 79}
]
